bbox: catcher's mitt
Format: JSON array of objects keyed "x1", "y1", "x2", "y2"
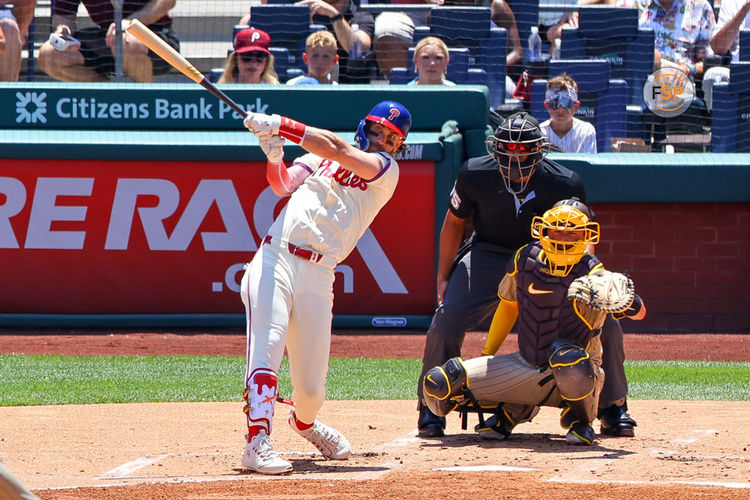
[{"x1": 567, "y1": 270, "x2": 635, "y2": 313}]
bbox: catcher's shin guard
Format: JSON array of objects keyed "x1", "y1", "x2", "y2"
[
  {"x1": 243, "y1": 368, "x2": 279, "y2": 439},
  {"x1": 549, "y1": 340, "x2": 598, "y2": 425},
  {"x1": 423, "y1": 357, "x2": 468, "y2": 417}
]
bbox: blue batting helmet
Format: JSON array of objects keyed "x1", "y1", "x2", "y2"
[{"x1": 354, "y1": 101, "x2": 412, "y2": 150}]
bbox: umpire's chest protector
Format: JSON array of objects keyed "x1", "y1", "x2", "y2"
[{"x1": 515, "y1": 245, "x2": 600, "y2": 367}]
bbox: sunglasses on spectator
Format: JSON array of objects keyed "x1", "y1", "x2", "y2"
[
  {"x1": 240, "y1": 52, "x2": 269, "y2": 63},
  {"x1": 501, "y1": 142, "x2": 535, "y2": 153},
  {"x1": 545, "y1": 96, "x2": 577, "y2": 109}
]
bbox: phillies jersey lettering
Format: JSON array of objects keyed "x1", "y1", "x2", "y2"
[
  {"x1": 268, "y1": 152, "x2": 399, "y2": 264},
  {"x1": 312, "y1": 159, "x2": 368, "y2": 191}
]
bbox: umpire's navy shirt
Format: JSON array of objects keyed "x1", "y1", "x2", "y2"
[{"x1": 449, "y1": 155, "x2": 587, "y2": 251}]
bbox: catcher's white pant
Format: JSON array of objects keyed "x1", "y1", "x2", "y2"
[
  {"x1": 241, "y1": 242, "x2": 335, "y2": 425},
  {"x1": 463, "y1": 336, "x2": 604, "y2": 424}
]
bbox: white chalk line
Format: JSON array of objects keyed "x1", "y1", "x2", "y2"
[
  {"x1": 97, "y1": 454, "x2": 172, "y2": 479},
  {"x1": 671, "y1": 429, "x2": 718, "y2": 445},
  {"x1": 437, "y1": 465, "x2": 536, "y2": 472},
  {"x1": 87, "y1": 430, "x2": 419, "y2": 485},
  {"x1": 547, "y1": 477, "x2": 750, "y2": 489}
]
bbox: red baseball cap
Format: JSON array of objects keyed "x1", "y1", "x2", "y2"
[{"x1": 234, "y1": 28, "x2": 271, "y2": 55}]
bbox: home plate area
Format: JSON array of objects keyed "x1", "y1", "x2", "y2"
[{"x1": 6, "y1": 399, "x2": 746, "y2": 499}]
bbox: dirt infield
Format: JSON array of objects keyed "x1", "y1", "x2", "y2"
[{"x1": 1, "y1": 331, "x2": 748, "y2": 499}]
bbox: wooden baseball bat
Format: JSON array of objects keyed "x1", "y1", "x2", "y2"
[{"x1": 126, "y1": 19, "x2": 248, "y2": 118}]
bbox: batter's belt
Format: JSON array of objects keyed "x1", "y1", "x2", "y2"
[{"x1": 262, "y1": 235, "x2": 336, "y2": 269}]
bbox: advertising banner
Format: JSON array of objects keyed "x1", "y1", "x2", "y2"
[{"x1": 0, "y1": 159, "x2": 435, "y2": 316}]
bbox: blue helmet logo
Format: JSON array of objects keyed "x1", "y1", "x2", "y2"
[{"x1": 354, "y1": 101, "x2": 412, "y2": 150}]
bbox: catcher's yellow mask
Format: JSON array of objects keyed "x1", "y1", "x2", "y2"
[{"x1": 531, "y1": 204, "x2": 600, "y2": 276}]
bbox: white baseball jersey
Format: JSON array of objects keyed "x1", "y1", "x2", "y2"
[
  {"x1": 267, "y1": 151, "x2": 399, "y2": 264},
  {"x1": 242, "y1": 149, "x2": 400, "y2": 429},
  {"x1": 540, "y1": 117, "x2": 598, "y2": 153}
]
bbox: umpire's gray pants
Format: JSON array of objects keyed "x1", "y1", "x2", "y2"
[{"x1": 418, "y1": 242, "x2": 629, "y2": 407}]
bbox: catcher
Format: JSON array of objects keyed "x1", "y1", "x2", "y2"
[{"x1": 422, "y1": 198, "x2": 646, "y2": 445}]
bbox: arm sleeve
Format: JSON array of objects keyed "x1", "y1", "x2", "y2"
[
  {"x1": 266, "y1": 160, "x2": 311, "y2": 197},
  {"x1": 482, "y1": 299, "x2": 518, "y2": 356}
]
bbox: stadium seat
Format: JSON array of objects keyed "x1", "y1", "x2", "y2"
[
  {"x1": 529, "y1": 59, "x2": 627, "y2": 152},
  {"x1": 248, "y1": 5, "x2": 315, "y2": 62},
  {"x1": 559, "y1": 6, "x2": 654, "y2": 108},
  {"x1": 428, "y1": 6, "x2": 507, "y2": 106},
  {"x1": 710, "y1": 62, "x2": 750, "y2": 152},
  {"x1": 740, "y1": 29, "x2": 750, "y2": 61},
  {"x1": 508, "y1": 0, "x2": 540, "y2": 60}
]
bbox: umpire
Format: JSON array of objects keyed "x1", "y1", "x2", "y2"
[{"x1": 417, "y1": 112, "x2": 636, "y2": 438}]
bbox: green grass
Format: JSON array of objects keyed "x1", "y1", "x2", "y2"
[{"x1": 0, "y1": 355, "x2": 747, "y2": 406}]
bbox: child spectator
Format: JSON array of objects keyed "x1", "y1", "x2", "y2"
[
  {"x1": 287, "y1": 29, "x2": 339, "y2": 85},
  {"x1": 540, "y1": 74, "x2": 597, "y2": 153},
  {"x1": 218, "y1": 28, "x2": 280, "y2": 84},
  {"x1": 407, "y1": 36, "x2": 455, "y2": 86}
]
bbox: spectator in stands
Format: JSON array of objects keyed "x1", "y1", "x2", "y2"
[
  {"x1": 702, "y1": 0, "x2": 750, "y2": 111},
  {"x1": 617, "y1": 0, "x2": 715, "y2": 80},
  {"x1": 303, "y1": 0, "x2": 377, "y2": 83},
  {"x1": 38, "y1": 0, "x2": 179, "y2": 82},
  {"x1": 372, "y1": 0, "x2": 438, "y2": 79},
  {"x1": 540, "y1": 74, "x2": 597, "y2": 153},
  {"x1": 240, "y1": 0, "x2": 376, "y2": 83},
  {"x1": 0, "y1": 0, "x2": 35, "y2": 81},
  {"x1": 218, "y1": 28, "x2": 280, "y2": 84},
  {"x1": 485, "y1": 0, "x2": 523, "y2": 71},
  {"x1": 407, "y1": 36, "x2": 454, "y2": 85},
  {"x1": 287, "y1": 29, "x2": 339, "y2": 84},
  {"x1": 545, "y1": 0, "x2": 617, "y2": 47}
]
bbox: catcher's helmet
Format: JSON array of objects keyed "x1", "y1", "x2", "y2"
[
  {"x1": 531, "y1": 198, "x2": 600, "y2": 276},
  {"x1": 485, "y1": 111, "x2": 548, "y2": 193},
  {"x1": 355, "y1": 100, "x2": 412, "y2": 151}
]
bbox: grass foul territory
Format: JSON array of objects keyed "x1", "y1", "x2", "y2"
[{"x1": 0, "y1": 355, "x2": 747, "y2": 406}]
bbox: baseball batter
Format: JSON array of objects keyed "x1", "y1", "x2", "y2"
[
  {"x1": 423, "y1": 199, "x2": 647, "y2": 445},
  {"x1": 239, "y1": 101, "x2": 412, "y2": 474}
]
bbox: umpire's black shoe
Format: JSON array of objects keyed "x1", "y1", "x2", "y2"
[
  {"x1": 418, "y1": 405, "x2": 446, "y2": 437},
  {"x1": 598, "y1": 402, "x2": 637, "y2": 437}
]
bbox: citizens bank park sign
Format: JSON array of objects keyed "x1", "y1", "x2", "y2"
[{"x1": 12, "y1": 90, "x2": 266, "y2": 126}]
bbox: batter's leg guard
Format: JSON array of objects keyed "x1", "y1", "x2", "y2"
[
  {"x1": 243, "y1": 368, "x2": 279, "y2": 441},
  {"x1": 422, "y1": 357, "x2": 468, "y2": 417}
]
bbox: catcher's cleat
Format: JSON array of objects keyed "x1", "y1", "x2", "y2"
[
  {"x1": 565, "y1": 421, "x2": 595, "y2": 445},
  {"x1": 288, "y1": 411, "x2": 352, "y2": 460},
  {"x1": 560, "y1": 406, "x2": 576, "y2": 429},
  {"x1": 242, "y1": 431, "x2": 293, "y2": 474},
  {"x1": 598, "y1": 402, "x2": 637, "y2": 437},
  {"x1": 475, "y1": 410, "x2": 515, "y2": 441},
  {"x1": 418, "y1": 405, "x2": 446, "y2": 438}
]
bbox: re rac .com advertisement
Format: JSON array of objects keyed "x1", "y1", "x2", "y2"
[{"x1": 0, "y1": 159, "x2": 435, "y2": 316}]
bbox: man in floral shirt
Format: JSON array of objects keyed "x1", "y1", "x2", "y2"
[{"x1": 618, "y1": 0, "x2": 716, "y2": 78}]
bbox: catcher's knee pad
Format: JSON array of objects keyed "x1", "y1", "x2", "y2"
[
  {"x1": 423, "y1": 358, "x2": 467, "y2": 417},
  {"x1": 549, "y1": 340, "x2": 597, "y2": 402}
]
